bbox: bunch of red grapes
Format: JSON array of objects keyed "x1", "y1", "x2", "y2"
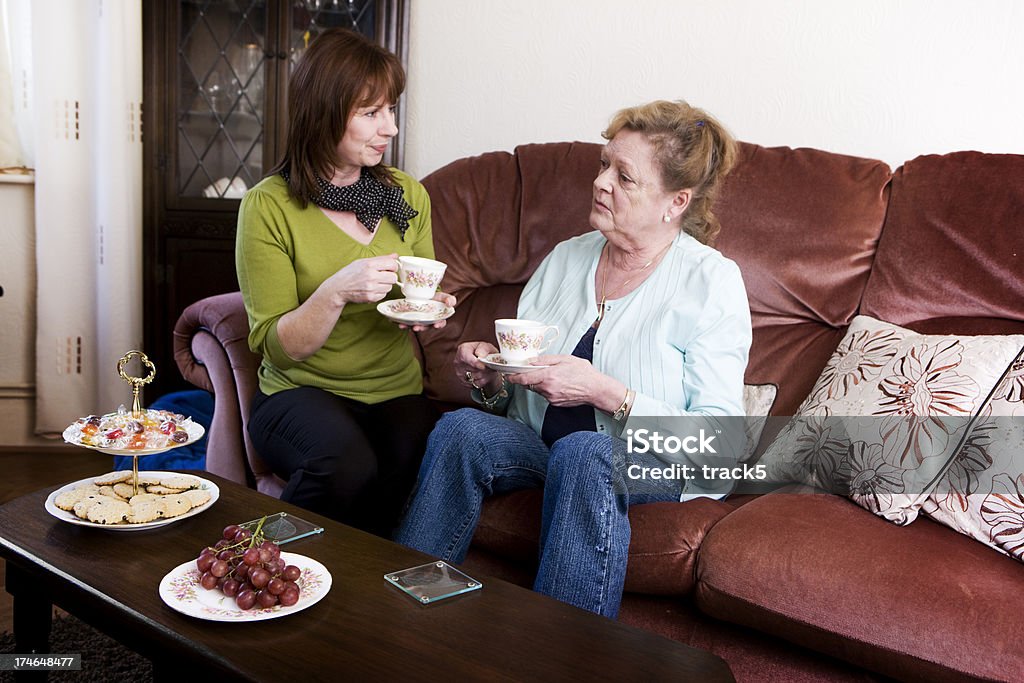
[{"x1": 195, "y1": 521, "x2": 302, "y2": 610}]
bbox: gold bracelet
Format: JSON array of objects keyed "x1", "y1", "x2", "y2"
[
  {"x1": 611, "y1": 388, "x2": 636, "y2": 422},
  {"x1": 470, "y1": 373, "x2": 509, "y2": 410}
]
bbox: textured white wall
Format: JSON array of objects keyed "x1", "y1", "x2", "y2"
[{"x1": 404, "y1": 0, "x2": 1024, "y2": 178}]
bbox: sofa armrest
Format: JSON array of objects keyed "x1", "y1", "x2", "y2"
[{"x1": 173, "y1": 292, "x2": 283, "y2": 495}]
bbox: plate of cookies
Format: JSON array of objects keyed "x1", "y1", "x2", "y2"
[{"x1": 44, "y1": 470, "x2": 219, "y2": 531}]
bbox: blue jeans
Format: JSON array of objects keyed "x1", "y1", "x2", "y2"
[{"x1": 394, "y1": 408, "x2": 682, "y2": 618}]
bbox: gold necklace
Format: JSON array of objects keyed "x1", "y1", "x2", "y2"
[{"x1": 595, "y1": 240, "x2": 673, "y2": 324}]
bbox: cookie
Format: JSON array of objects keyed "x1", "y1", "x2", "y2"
[
  {"x1": 97, "y1": 485, "x2": 127, "y2": 501},
  {"x1": 72, "y1": 495, "x2": 104, "y2": 519},
  {"x1": 113, "y1": 482, "x2": 138, "y2": 499},
  {"x1": 54, "y1": 486, "x2": 97, "y2": 511},
  {"x1": 128, "y1": 500, "x2": 162, "y2": 524},
  {"x1": 158, "y1": 494, "x2": 192, "y2": 518},
  {"x1": 85, "y1": 497, "x2": 131, "y2": 524},
  {"x1": 181, "y1": 488, "x2": 212, "y2": 508},
  {"x1": 136, "y1": 475, "x2": 164, "y2": 487},
  {"x1": 93, "y1": 471, "x2": 132, "y2": 486},
  {"x1": 146, "y1": 485, "x2": 186, "y2": 495},
  {"x1": 129, "y1": 492, "x2": 161, "y2": 505},
  {"x1": 156, "y1": 475, "x2": 199, "y2": 491}
]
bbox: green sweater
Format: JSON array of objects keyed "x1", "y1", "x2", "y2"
[{"x1": 236, "y1": 170, "x2": 434, "y2": 404}]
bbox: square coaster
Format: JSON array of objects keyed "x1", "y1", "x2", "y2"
[
  {"x1": 384, "y1": 561, "x2": 482, "y2": 604},
  {"x1": 240, "y1": 512, "x2": 324, "y2": 545}
]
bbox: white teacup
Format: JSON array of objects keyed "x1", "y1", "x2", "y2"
[
  {"x1": 495, "y1": 319, "x2": 560, "y2": 364},
  {"x1": 398, "y1": 256, "x2": 447, "y2": 301}
]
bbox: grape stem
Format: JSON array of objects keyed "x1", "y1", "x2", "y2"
[
  {"x1": 225, "y1": 516, "x2": 268, "y2": 581},
  {"x1": 249, "y1": 515, "x2": 268, "y2": 547}
]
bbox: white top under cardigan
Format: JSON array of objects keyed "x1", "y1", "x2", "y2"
[{"x1": 505, "y1": 229, "x2": 752, "y2": 498}]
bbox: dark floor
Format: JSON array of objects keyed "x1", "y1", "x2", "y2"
[{"x1": 0, "y1": 446, "x2": 113, "y2": 634}]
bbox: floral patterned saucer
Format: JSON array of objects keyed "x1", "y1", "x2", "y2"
[
  {"x1": 377, "y1": 298, "x2": 455, "y2": 326},
  {"x1": 478, "y1": 352, "x2": 549, "y2": 374}
]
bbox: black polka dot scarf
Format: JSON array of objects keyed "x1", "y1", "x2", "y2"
[{"x1": 282, "y1": 167, "x2": 418, "y2": 240}]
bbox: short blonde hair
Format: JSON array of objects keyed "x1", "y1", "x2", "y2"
[{"x1": 604, "y1": 100, "x2": 737, "y2": 246}]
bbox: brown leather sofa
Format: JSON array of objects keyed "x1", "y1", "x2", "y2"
[{"x1": 174, "y1": 141, "x2": 1024, "y2": 682}]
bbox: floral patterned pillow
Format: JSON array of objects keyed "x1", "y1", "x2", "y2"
[
  {"x1": 923, "y1": 357, "x2": 1024, "y2": 561},
  {"x1": 759, "y1": 315, "x2": 1024, "y2": 525},
  {"x1": 741, "y1": 383, "x2": 778, "y2": 463}
]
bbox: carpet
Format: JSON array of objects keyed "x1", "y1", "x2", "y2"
[{"x1": 0, "y1": 614, "x2": 152, "y2": 682}]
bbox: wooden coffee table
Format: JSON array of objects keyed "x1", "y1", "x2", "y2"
[{"x1": 0, "y1": 472, "x2": 733, "y2": 681}]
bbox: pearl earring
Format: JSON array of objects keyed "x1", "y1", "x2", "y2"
[{"x1": 663, "y1": 214, "x2": 671, "y2": 223}]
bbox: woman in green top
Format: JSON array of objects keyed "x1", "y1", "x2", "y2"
[{"x1": 236, "y1": 28, "x2": 454, "y2": 537}]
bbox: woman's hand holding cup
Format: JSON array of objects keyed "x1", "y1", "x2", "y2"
[
  {"x1": 327, "y1": 253, "x2": 399, "y2": 305},
  {"x1": 456, "y1": 341, "x2": 502, "y2": 394},
  {"x1": 505, "y1": 354, "x2": 616, "y2": 408}
]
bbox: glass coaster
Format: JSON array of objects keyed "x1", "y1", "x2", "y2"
[
  {"x1": 385, "y1": 561, "x2": 483, "y2": 604},
  {"x1": 240, "y1": 512, "x2": 324, "y2": 545}
]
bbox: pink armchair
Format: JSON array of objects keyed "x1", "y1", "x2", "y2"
[{"x1": 172, "y1": 291, "x2": 285, "y2": 497}]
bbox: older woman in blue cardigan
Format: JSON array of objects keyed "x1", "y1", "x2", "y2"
[{"x1": 396, "y1": 100, "x2": 751, "y2": 619}]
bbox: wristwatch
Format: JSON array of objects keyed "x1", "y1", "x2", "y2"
[{"x1": 612, "y1": 388, "x2": 636, "y2": 422}]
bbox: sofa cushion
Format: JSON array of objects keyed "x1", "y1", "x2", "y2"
[
  {"x1": 474, "y1": 490, "x2": 733, "y2": 596},
  {"x1": 419, "y1": 142, "x2": 601, "y2": 405},
  {"x1": 715, "y1": 144, "x2": 892, "y2": 414},
  {"x1": 862, "y1": 151, "x2": 1024, "y2": 326},
  {"x1": 758, "y1": 315, "x2": 1024, "y2": 525},
  {"x1": 924, "y1": 354, "x2": 1024, "y2": 562},
  {"x1": 696, "y1": 492, "x2": 1024, "y2": 682}
]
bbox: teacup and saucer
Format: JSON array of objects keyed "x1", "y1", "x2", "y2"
[
  {"x1": 378, "y1": 256, "x2": 453, "y2": 325},
  {"x1": 479, "y1": 319, "x2": 559, "y2": 373}
]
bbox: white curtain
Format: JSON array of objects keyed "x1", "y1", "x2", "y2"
[
  {"x1": 0, "y1": 0, "x2": 24, "y2": 167},
  {"x1": 31, "y1": 0, "x2": 142, "y2": 435}
]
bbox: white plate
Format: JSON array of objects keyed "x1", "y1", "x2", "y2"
[
  {"x1": 44, "y1": 471, "x2": 220, "y2": 531},
  {"x1": 478, "y1": 352, "x2": 549, "y2": 374},
  {"x1": 62, "y1": 420, "x2": 205, "y2": 457},
  {"x1": 158, "y1": 552, "x2": 332, "y2": 622},
  {"x1": 377, "y1": 298, "x2": 455, "y2": 326}
]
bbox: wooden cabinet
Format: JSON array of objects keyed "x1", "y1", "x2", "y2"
[{"x1": 142, "y1": 0, "x2": 408, "y2": 399}]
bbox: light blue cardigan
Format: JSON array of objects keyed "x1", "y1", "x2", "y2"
[{"x1": 507, "y1": 229, "x2": 752, "y2": 442}]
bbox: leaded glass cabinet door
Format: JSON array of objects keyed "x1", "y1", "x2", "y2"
[
  {"x1": 288, "y1": 0, "x2": 376, "y2": 66},
  {"x1": 176, "y1": 0, "x2": 271, "y2": 200}
]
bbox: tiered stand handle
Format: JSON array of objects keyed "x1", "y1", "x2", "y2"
[{"x1": 116, "y1": 350, "x2": 157, "y2": 495}]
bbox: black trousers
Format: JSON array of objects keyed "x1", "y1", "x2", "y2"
[{"x1": 248, "y1": 386, "x2": 439, "y2": 538}]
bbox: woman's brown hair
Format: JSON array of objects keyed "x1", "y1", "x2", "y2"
[
  {"x1": 271, "y1": 28, "x2": 405, "y2": 206},
  {"x1": 604, "y1": 100, "x2": 737, "y2": 246}
]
